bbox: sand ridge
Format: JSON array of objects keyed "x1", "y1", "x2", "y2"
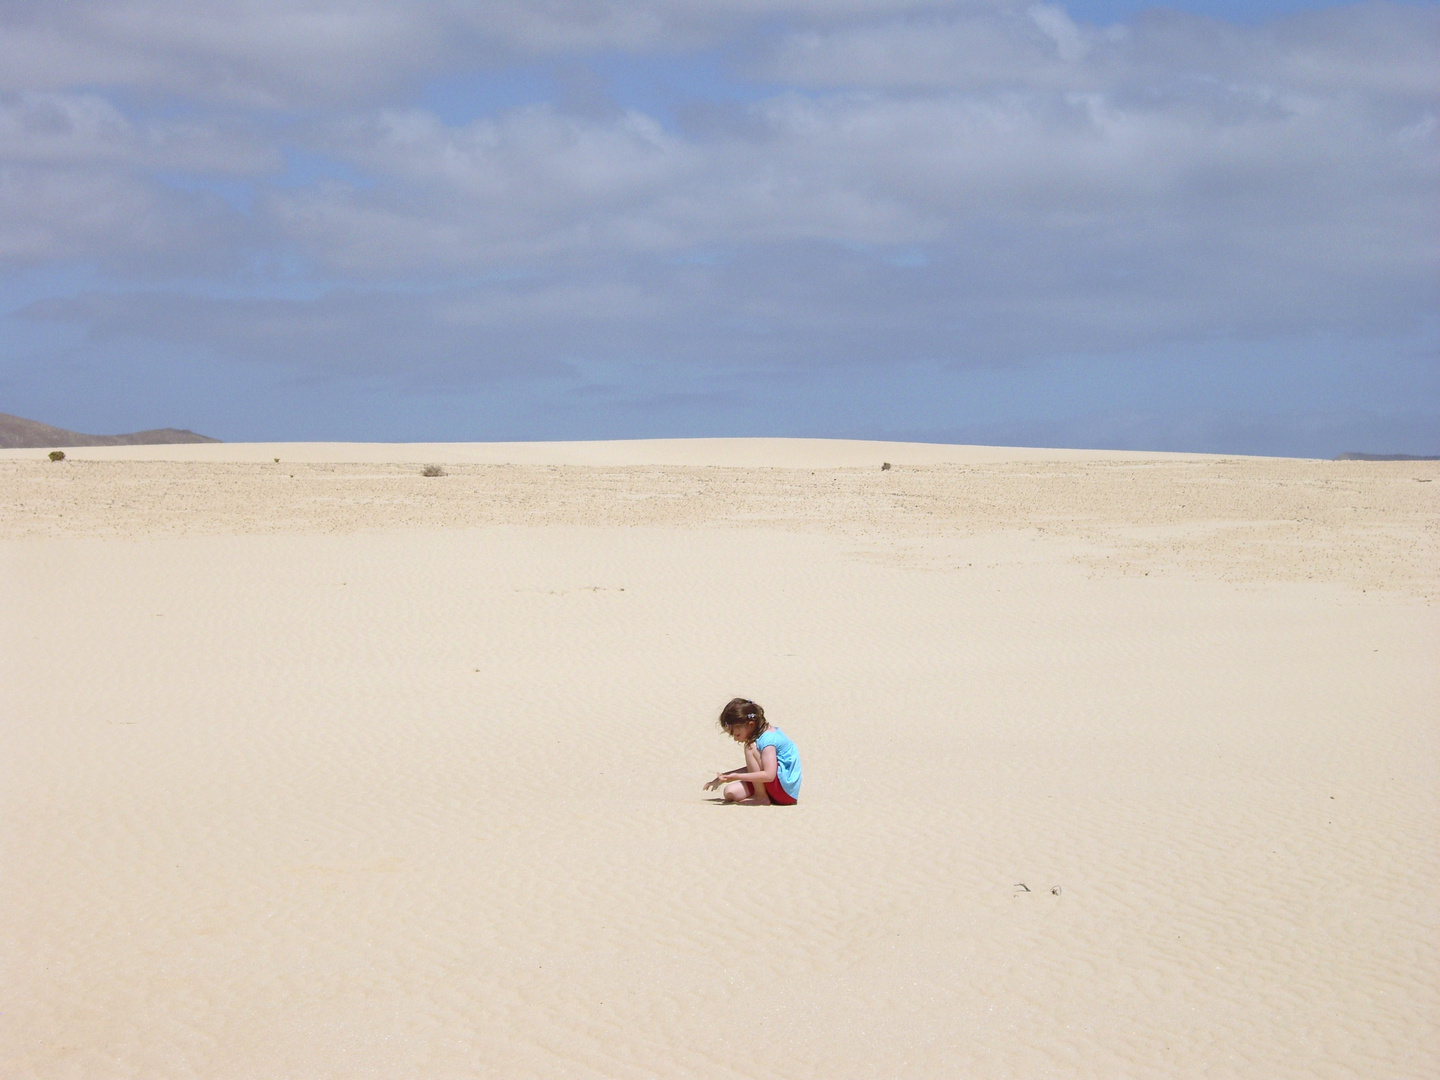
[
  {"x1": 0, "y1": 436, "x2": 1211, "y2": 466},
  {"x1": 4, "y1": 447, "x2": 1436, "y2": 598}
]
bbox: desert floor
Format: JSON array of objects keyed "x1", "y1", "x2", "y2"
[{"x1": 3, "y1": 440, "x2": 1436, "y2": 1079}]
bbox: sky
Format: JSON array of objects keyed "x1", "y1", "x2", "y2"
[{"x1": 1, "y1": 0, "x2": 1435, "y2": 455}]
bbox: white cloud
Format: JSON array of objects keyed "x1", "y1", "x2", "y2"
[
  {"x1": 0, "y1": 163, "x2": 253, "y2": 270},
  {"x1": 0, "y1": 92, "x2": 279, "y2": 172},
  {"x1": 0, "y1": 90, "x2": 275, "y2": 270},
  {"x1": 0, "y1": 1, "x2": 447, "y2": 106},
  {"x1": 1, "y1": 1, "x2": 1435, "y2": 383},
  {"x1": 239, "y1": 43, "x2": 1433, "y2": 356},
  {"x1": 0, "y1": 1, "x2": 1008, "y2": 106}
]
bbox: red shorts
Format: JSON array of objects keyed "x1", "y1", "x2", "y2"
[{"x1": 743, "y1": 778, "x2": 798, "y2": 805}]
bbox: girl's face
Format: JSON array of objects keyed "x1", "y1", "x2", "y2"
[{"x1": 728, "y1": 720, "x2": 756, "y2": 743}]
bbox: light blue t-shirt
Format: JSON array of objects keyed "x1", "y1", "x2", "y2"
[{"x1": 755, "y1": 728, "x2": 802, "y2": 798}]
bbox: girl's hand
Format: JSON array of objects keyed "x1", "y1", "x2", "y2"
[{"x1": 703, "y1": 774, "x2": 727, "y2": 791}]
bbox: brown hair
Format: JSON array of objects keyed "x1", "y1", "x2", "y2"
[{"x1": 719, "y1": 698, "x2": 769, "y2": 742}]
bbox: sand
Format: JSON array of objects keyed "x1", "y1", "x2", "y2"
[{"x1": 2, "y1": 440, "x2": 1436, "y2": 1078}]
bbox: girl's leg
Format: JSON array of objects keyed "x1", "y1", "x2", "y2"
[
  {"x1": 743, "y1": 743, "x2": 771, "y2": 804},
  {"x1": 721, "y1": 745, "x2": 772, "y2": 803}
]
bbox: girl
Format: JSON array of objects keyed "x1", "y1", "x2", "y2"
[{"x1": 703, "y1": 698, "x2": 802, "y2": 805}]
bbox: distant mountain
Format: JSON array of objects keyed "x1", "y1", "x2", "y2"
[
  {"x1": 1335, "y1": 452, "x2": 1439, "y2": 462},
  {"x1": 0, "y1": 412, "x2": 220, "y2": 449}
]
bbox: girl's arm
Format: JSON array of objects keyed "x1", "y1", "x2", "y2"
[
  {"x1": 717, "y1": 745, "x2": 778, "y2": 786},
  {"x1": 704, "y1": 765, "x2": 745, "y2": 789}
]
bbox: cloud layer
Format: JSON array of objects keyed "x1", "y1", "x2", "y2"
[{"x1": 1, "y1": 1, "x2": 1435, "y2": 448}]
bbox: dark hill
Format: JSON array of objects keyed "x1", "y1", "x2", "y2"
[
  {"x1": 1335, "y1": 452, "x2": 1440, "y2": 462},
  {"x1": 0, "y1": 412, "x2": 220, "y2": 449}
]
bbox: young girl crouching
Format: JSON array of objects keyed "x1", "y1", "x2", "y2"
[{"x1": 703, "y1": 698, "x2": 802, "y2": 805}]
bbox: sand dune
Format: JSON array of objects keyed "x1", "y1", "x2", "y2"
[
  {"x1": 2, "y1": 441, "x2": 1436, "y2": 1078},
  {"x1": 0, "y1": 435, "x2": 1215, "y2": 465}
]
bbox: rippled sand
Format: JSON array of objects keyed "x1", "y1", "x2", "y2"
[{"x1": 3, "y1": 440, "x2": 1436, "y2": 1078}]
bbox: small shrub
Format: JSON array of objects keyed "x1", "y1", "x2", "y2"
[
  {"x1": 881, "y1": 461, "x2": 891, "y2": 471},
  {"x1": 422, "y1": 464, "x2": 444, "y2": 477},
  {"x1": 49, "y1": 450, "x2": 65, "y2": 462}
]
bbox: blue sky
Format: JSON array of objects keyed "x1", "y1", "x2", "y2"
[{"x1": 1, "y1": 0, "x2": 1435, "y2": 454}]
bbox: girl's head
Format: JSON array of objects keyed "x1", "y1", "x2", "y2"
[{"x1": 719, "y1": 698, "x2": 769, "y2": 744}]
